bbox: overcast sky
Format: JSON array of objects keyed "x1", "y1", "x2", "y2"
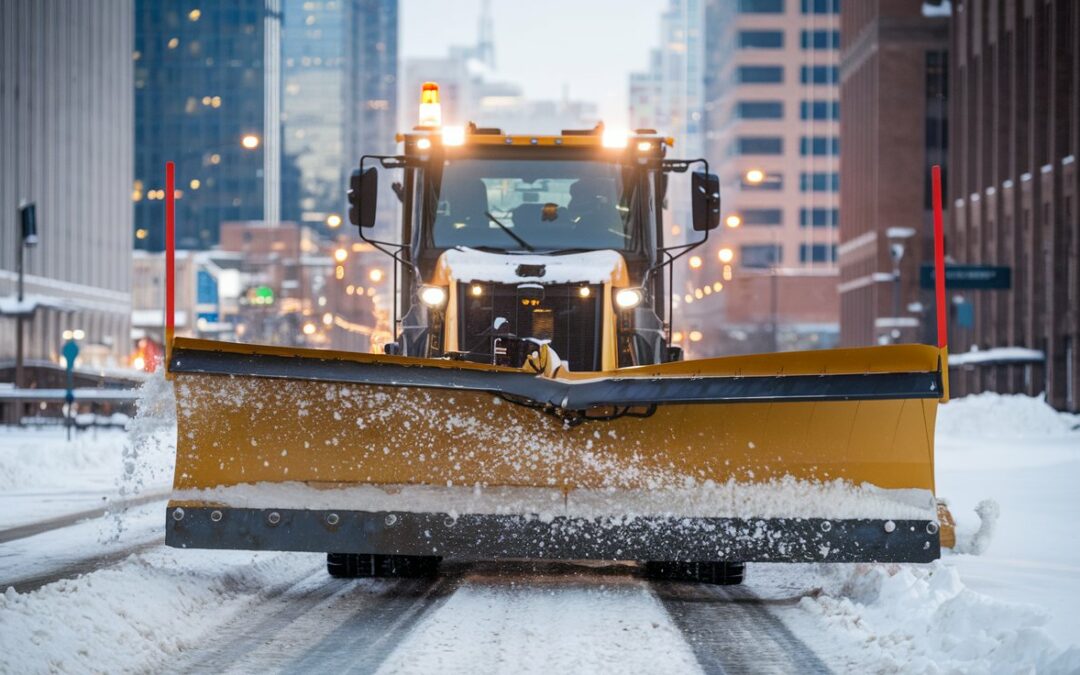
[{"x1": 400, "y1": 0, "x2": 668, "y2": 127}]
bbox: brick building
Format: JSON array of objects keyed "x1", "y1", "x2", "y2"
[
  {"x1": 837, "y1": 1, "x2": 949, "y2": 347},
  {"x1": 948, "y1": 0, "x2": 1079, "y2": 411}
]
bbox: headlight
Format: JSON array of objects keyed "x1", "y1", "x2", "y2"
[
  {"x1": 419, "y1": 285, "x2": 447, "y2": 307},
  {"x1": 614, "y1": 287, "x2": 644, "y2": 309}
]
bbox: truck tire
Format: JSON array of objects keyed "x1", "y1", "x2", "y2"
[
  {"x1": 643, "y1": 560, "x2": 745, "y2": 585},
  {"x1": 326, "y1": 553, "x2": 441, "y2": 578}
]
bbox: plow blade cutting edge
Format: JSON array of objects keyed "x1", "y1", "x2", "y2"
[{"x1": 166, "y1": 337, "x2": 949, "y2": 563}]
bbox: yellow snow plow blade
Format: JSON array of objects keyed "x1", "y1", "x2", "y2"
[{"x1": 166, "y1": 337, "x2": 949, "y2": 563}]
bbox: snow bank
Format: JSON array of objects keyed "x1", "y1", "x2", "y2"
[
  {"x1": 937, "y1": 392, "x2": 1080, "y2": 439},
  {"x1": 0, "y1": 427, "x2": 130, "y2": 492},
  {"x1": 791, "y1": 562, "x2": 1080, "y2": 673},
  {"x1": 0, "y1": 550, "x2": 315, "y2": 675},
  {"x1": 176, "y1": 477, "x2": 937, "y2": 521},
  {"x1": 0, "y1": 371, "x2": 175, "y2": 495}
]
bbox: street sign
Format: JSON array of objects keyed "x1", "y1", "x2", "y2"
[
  {"x1": 920, "y1": 264, "x2": 1011, "y2": 290},
  {"x1": 62, "y1": 339, "x2": 79, "y2": 440}
]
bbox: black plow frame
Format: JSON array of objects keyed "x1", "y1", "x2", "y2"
[
  {"x1": 167, "y1": 506, "x2": 941, "y2": 564},
  {"x1": 170, "y1": 346, "x2": 943, "y2": 413}
]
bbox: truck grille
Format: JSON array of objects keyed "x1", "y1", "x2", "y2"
[{"x1": 458, "y1": 282, "x2": 602, "y2": 371}]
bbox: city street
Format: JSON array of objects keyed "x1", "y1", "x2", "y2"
[
  {"x1": 2, "y1": 387, "x2": 1078, "y2": 673},
  {"x1": 2, "y1": 0, "x2": 1078, "y2": 672}
]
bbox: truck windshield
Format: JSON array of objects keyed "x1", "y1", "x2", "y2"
[{"x1": 427, "y1": 158, "x2": 637, "y2": 252}]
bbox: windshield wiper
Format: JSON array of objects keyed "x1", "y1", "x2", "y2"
[
  {"x1": 486, "y1": 211, "x2": 535, "y2": 252},
  {"x1": 542, "y1": 247, "x2": 597, "y2": 255}
]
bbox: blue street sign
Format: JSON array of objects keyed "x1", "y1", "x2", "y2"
[
  {"x1": 920, "y1": 263, "x2": 1012, "y2": 290},
  {"x1": 62, "y1": 339, "x2": 79, "y2": 365},
  {"x1": 62, "y1": 339, "x2": 79, "y2": 404}
]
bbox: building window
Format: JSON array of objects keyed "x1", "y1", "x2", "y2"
[
  {"x1": 737, "y1": 65, "x2": 784, "y2": 84},
  {"x1": 738, "y1": 0, "x2": 784, "y2": 12},
  {"x1": 733, "y1": 136, "x2": 784, "y2": 155},
  {"x1": 800, "y1": 244, "x2": 837, "y2": 263},
  {"x1": 800, "y1": 65, "x2": 838, "y2": 84},
  {"x1": 800, "y1": 172, "x2": 839, "y2": 192},
  {"x1": 736, "y1": 101, "x2": 784, "y2": 119},
  {"x1": 801, "y1": 29, "x2": 840, "y2": 49},
  {"x1": 741, "y1": 208, "x2": 783, "y2": 226},
  {"x1": 801, "y1": 0, "x2": 840, "y2": 14},
  {"x1": 800, "y1": 100, "x2": 840, "y2": 120},
  {"x1": 800, "y1": 136, "x2": 840, "y2": 155},
  {"x1": 741, "y1": 244, "x2": 783, "y2": 268},
  {"x1": 799, "y1": 208, "x2": 839, "y2": 227},
  {"x1": 738, "y1": 30, "x2": 784, "y2": 49}
]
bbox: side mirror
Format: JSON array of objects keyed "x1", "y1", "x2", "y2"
[
  {"x1": 348, "y1": 167, "x2": 378, "y2": 228},
  {"x1": 691, "y1": 171, "x2": 720, "y2": 231}
]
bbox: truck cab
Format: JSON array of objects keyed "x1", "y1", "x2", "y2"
[{"x1": 351, "y1": 86, "x2": 720, "y2": 373}]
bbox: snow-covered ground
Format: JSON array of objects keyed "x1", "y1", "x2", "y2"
[
  {"x1": 757, "y1": 393, "x2": 1080, "y2": 672},
  {"x1": 1, "y1": 383, "x2": 1078, "y2": 673}
]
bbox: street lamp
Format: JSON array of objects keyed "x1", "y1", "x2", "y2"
[
  {"x1": 326, "y1": 214, "x2": 343, "y2": 229},
  {"x1": 725, "y1": 214, "x2": 742, "y2": 229},
  {"x1": 14, "y1": 202, "x2": 38, "y2": 391},
  {"x1": 886, "y1": 227, "x2": 917, "y2": 333}
]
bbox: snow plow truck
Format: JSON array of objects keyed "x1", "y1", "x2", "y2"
[{"x1": 165, "y1": 83, "x2": 954, "y2": 584}]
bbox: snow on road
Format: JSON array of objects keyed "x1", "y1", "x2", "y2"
[
  {"x1": 1, "y1": 386, "x2": 1079, "y2": 673},
  {"x1": 375, "y1": 565, "x2": 701, "y2": 674},
  {"x1": 1, "y1": 547, "x2": 317, "y2": 674}
]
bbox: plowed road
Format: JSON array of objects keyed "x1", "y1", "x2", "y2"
[{"x1": 2, "y1": 508, "x2": 832, "y2": 674}]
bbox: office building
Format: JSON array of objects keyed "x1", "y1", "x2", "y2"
[
  {"x1": 1, "y1": 0, "x2": 134, "y2": 383},
  {"x1": 134, "y1": 0, "x2": 283, "y2": 250},
  {"x1": 681, "y1": 0, "x2": 841, "y2": 356},
  {"x1": 402, "y1": 1, "x2": 598, "y2": 134},
  {"x1": 947, "y1": 0, "x2": 1079, "y2": 411},
  {"x1": 837, "y1": 1, "x2": 949, "y2": 347},
  {"x1": 282, "y1": 0, "x2": 398, "y2": 231}
]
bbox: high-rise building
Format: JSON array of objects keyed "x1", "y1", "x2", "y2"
[
  {"x1": 401, "y1": 3, "x2": 597, "y2": 135},
  {"x1": 282, "y1": 0, "x2": 398, "y2": 231},
  {"x1": 947, "y1": 0, "x2": 1079, "y2": 412},
  {"x1": 630, "y1": 0, "x2": 706, "y2": 158},
  {"x1": 684, "y1": 0, "x2": 841, "y2": 356},
  {"x1": 134, "y1": 0, "x2": 283, "y2": 251},
  {"x1": 837, "y1": 1, "x2": 948, "y2": 348},
  {"x1": 1, "y1": 0, "x2": 134, "y2": 377}
]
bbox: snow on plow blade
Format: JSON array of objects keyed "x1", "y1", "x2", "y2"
[{"x1": 166, "y1": 337, "x2": 947, "y2": 563}]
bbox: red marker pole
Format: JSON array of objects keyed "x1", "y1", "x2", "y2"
[
  {"x1": 931, "y1": 164, "x2": 949, "y2": 399},
  {"x1": 165, "y1": 161, "x2": 176, "y2": 371}
]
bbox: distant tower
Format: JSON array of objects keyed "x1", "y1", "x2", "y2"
[{"x1": 476, "y1": 0, "x2": 495, "y2": 69}]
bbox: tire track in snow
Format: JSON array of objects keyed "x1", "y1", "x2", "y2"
[
  {"x1": 170, "y1": 566, "x2": 352, "y2": 673},
  {"x1": 169, "y1": 565, "x2": 462, "y2": 674},
  {"x1": 652, "y1": 581, "x2": 831, "y2": 674},
  {"x1": 0, "y1": 492, "x2": 170, "y2": 544},
  {"x1": 284, "y1": 573, "x2": 460, "y2": 674},
  {"x1": 1, "y1": 539, "x2": 164, "y2": 594}
]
